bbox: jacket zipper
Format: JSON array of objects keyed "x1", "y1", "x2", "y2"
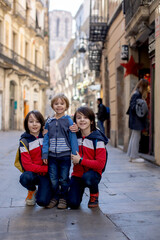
[
  {"x1": 55, "y1": 120, "x2": 58, "y2": 156},
  {"x1": 81, "y1": 137, "x2": 86, "y2": 172}
]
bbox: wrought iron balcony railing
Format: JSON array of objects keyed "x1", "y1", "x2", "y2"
[
  {"x1": 88, "y1": 42, "x2": 102, "y2": 71},
  {"x1": 123, "y1": 0, "x2": 154, "y2": 27},
  {"x1": 89, "y1": 0, "x2": 108, "y2": 42},
  {"x1": 0, "y1": 43, "x2": 48, "y2": 81}
]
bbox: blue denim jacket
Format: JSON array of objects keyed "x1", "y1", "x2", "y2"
[{"x1": 42, "y1": 115, "x2": 78, "y2": 159}]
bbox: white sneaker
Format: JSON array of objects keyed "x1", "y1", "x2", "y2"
[
  {"x1": 25, "y1": 190, "x2": 37, "y2": 206},
  {"x1": 130, "y1": 158, "x2": 144, "y2": 163}
]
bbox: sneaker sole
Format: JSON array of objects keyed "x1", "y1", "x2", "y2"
[
  {"x1": 26, "y1": 201, "x2": 36, "y2": 206},
  {"x1": 57, "y1": 204, "x2": 67, "y2": 209},
  {"x1": 88, "y1": 204, "x2": 99, "y2": 208}
]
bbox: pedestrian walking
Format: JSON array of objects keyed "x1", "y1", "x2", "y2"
[
  {"x1": 42, "y1": 93, "x2": 79, "y2": 209},
  {"x1": 97, "y1": 98, "x2": 108, "y2": 134},
  {"x1": 68, "y1": 106, "x2": 108, "y2": 209},
  {"x1": 127, "y1": 79, "x2": 149, "y2": 163},
  {"x1": 19, "y1": 110, "x2": 52, "y2": 207}
]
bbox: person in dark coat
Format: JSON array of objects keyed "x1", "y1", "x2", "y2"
[
  {"x1": 127, "y1": 79, "x2": 149, "y2": 163},
  {"x1": 97, "y1": 98, "x2": 106, "y2": 134}
]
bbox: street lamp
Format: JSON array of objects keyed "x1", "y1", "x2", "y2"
[{"x1": 78, "y1": 37, "x2": 89, "y2": 53}]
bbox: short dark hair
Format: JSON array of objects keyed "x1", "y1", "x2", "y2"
[
  {"x1": 97, "y1": 98, "x2": 102, "y2": 104},
  {"x1": 74, "y1": 106, "x2": 96, "y2": 132},
  {"x1": 24, "y1": 110, "x2": 45, "y2": 133}
]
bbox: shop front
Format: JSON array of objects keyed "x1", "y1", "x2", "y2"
[{"x1": 138, "y1": 31, "x2": 155, "y2": 157}]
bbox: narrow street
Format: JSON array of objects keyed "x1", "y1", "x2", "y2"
[{"x1": 0, "y1": 131, "x2": 160, "y2": 240}]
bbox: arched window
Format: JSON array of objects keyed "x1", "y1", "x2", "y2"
[
  {"x1": 65, "y1": 18, "x2": 68, "y2": 38},
  {"x1": 56, "y1": 18, "x2": 60, "y2": 37}
]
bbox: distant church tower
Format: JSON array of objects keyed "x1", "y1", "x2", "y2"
[
  {"x1": 49, "y1": 10, "x2": 72, "y2": 60},
  {"x1": 45, "y1": 10, "x2": 72, "y2": 117}
]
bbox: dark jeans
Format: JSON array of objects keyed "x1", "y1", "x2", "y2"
[
  {"x1": 97, "y1": 120, "x2": 105, "y2": 134},
  {"x1": 48, "y1": 155, "x2": 71, "y2": 200},
  {"x1": 67, "y1": 170, "x2": 101, "y2": 209},
  {"x1": 19, "y1": 171, "x2": 52, "y2": 207}
]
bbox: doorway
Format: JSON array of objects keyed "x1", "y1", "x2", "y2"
[{"x1": 9, "y1": 81, "x2": 16, "y2": 129}]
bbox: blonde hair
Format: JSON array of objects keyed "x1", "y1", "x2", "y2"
[
  {"x1": 131, "y1": 78, "x2": 148, "y2": 96},
  {"x1": 51, "y1": 93, "x2": 69, "y2": 110}
]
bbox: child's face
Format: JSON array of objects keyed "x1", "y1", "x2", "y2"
[
  {"x1": 52, "y1": 98, "x2": 67, "y2": 115},
  {"x1": 76, "y1": 112, "x2": 91, "y2": 132},
  {"x1": 28, "y1": 113, "x2": 41, "y2": 136}
]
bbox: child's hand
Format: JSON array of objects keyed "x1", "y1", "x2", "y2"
[
  {"x1": 42, "y1": 128, "x2": 48, "y2": 136},
  {"x1": 71, "y1": 151, "x2": 81, "y2": 165},
  {"x1": 43, "y1": 159, "x2": 48, "y2": 165},
  {"x1": 69, "y1": 123, "x2": 79, "y2": 132}
]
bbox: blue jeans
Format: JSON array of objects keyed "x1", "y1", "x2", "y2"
[
  {"x1": 67, "y1": 170, "x2": 101, "y2": 209},
  {"x1": 48, "y1": 155, "x2": 71, "y2": 200},
  {"x1": 19, "y1": 171, "x2": 52, "y2": 207},
  {"x1": 97, "y1": 120, "x2": 105, "y2": 134}
]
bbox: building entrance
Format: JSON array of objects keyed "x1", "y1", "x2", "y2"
[{"x1": 9, "y1": 81, "x2": 16, "y2": 130}]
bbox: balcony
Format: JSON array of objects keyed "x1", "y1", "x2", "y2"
[
  {"x1": 0, "y1": 0, "x2": 13, "y2": 11},
  {"x1": 123, "y1": 0, "x2": 154, "y2": 37},
  {"x1": 89, "y1": 0, "x2": 108, "y2": 42},
  {"x1": 13, "y1": 1, "x2": 26, "y2": 23},
  {"x1": 27, "y1": 16, "x2": 36, "y2": 31},
  {"x1": 0, "y1": 43, "x2": 48, "y2": 82},
  {"x1": 35, "y1": 27, "x2": 44, "y2": 39},
  {"x1": 88, "y1": 42, "x2": 102, "y2": 71}
]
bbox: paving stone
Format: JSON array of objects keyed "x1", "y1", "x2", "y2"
[{"x1": 1, "y1": 131, "x2": 160, "y2": 240}]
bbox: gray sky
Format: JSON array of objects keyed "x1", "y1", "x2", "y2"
[{"x1": 49, "y1": 0, "x2": 83, "y2": 16}]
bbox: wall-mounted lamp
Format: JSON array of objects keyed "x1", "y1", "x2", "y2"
[{"x1": 121, "y1": 45, "x2": 129, "y2": 61}]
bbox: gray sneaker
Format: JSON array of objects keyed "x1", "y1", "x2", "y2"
[{"x1": 131, "y1": 158, "x2": 144, "y2": 163}]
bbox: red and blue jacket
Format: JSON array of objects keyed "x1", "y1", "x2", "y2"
[
  {"x1": 71, "y1": 129, "x2": 108, "y2": 177},
  {"x1": 20, "y1": 132, "x2": 48, "y2": 174}
]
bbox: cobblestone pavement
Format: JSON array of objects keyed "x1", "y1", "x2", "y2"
[{"x1": 0, "y1": 131, "x2": 160, "y2": 240}]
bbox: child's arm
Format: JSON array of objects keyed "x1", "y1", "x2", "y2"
[
  {"x1": 20, "y1": 143, "x2": 48, "y2": 174},
  {"x1": 68, "y1": 117, "x2": 79, "y2": 155},
  {"x1": 42, "y1": 122, "x2": 49, "y2": 160},
  {"x1": 73, "y1": 142, "x2": 107, "y2": 171}
]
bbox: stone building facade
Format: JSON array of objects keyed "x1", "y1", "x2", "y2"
[
  {"x1": 0, "y1": 0, "x2": 50, "y2": 131},
  {"x1": 97, "y1": 0, "x2": 160, "y2": 164}
]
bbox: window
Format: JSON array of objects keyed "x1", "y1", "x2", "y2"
[
  {"x1": 5, "y1": 21, "x2": 9, "y2": 47},
  {"x1": 65, "y1": 18, "x2": 68, "y2": 38},
  {"x1": 56, "y1": 18, "x2": 60, "y2": 37},
  {"x1": 35, "y1": 50, "x2": 38, "y2": 66},
  {"x1": 25, "y1": 42, "x2": 29, "y2": 60},
  {"x1": 13, "y1": 32, "x2": 18, "y2": 52},
  {"x1": 0, "y1": 20, "x2": 3, "y2": 43}
]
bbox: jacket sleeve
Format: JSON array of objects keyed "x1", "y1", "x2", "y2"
[
  {"x1": 68, "y1": 117, "x2": 79, "y2": 155},
  {"x1": 42, "y1": 122, "x2": 49, "y2": 159},
  {"x1": 20, "y1": 142, "x2": 48, "y2": 174},
  {"x1": 81, "y1": 141, "x2": 107, "y2": 171}
]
